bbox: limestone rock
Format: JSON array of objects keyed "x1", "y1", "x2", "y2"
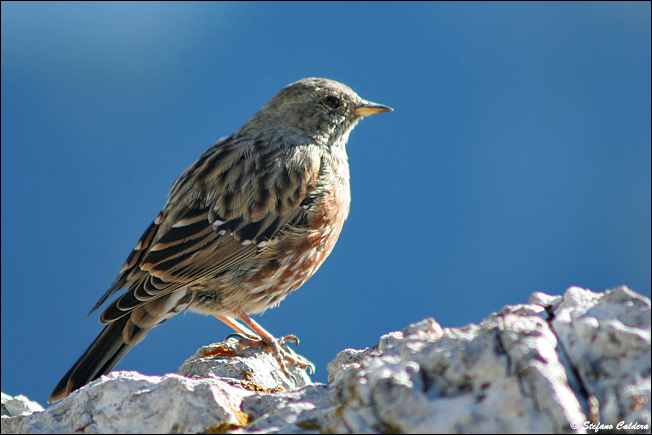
[
  {"x1": 2, "y1": 393, "x2": 44, "y2": 434},
  {"x1": 178, "y1": 338, "x2": 312, "y2": 392},
  {"x1": 3, "y1": 286, "x2": 650, "y2": 434},
  {"x1": 16, "y1": 372, "x2": 252, "y2": 434}
]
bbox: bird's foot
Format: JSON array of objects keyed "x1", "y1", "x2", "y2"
[{"x1": 227, "y1": 333, "x2": 315, "y2": 376}]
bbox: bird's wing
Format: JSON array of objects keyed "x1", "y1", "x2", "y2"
[{"x1": 90, "y1": 138, "x2": 321, "y2": 324}]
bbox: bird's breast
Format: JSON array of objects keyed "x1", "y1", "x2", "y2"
[{"x1": 229, "y1": 170, "x2": 351, "y2": 313}]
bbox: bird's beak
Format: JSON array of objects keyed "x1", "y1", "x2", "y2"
[{"x1": 355, "y1": 100, "x2": 394, "y2": 116}]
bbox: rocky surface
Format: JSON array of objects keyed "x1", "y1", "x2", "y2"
[
  {"x1": 1, "y1": 393, "x2": 44, "y2": 434},
  {"x1": 3, "y1": 286, "x2": 650, "y2": 434}
]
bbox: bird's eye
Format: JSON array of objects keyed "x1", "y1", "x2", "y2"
[{"x1": 324, "y1": 96, "x2": 340, "y2": 109}]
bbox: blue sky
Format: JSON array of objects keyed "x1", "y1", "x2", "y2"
[{"x1": 2, "y1": 2, "x2": 650, "y2": 405}]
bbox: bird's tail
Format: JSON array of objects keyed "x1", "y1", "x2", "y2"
[{"x1": 48, "y1": 315, "x2": 147, "y2": 403}]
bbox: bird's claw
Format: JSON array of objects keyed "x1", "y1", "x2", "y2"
[
  {"x1": 225, "y1": 333, "x2": 315, "y2": 376},
  {"x1": 281, "y1": 334, "x2": 300, "y2": 348}
]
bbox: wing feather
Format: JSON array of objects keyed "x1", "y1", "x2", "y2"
[{"x1": 92, "y1": 138, "x2": 322, "y2": 325}]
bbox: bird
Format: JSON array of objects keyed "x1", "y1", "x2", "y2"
[{"x1": 48, "y1": 77, "x2": 392, "y2": 403}]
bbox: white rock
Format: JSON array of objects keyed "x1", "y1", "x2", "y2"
[
  {"x1": 552, "y1": 286, "x2": 651, "y2": 428},
  {"x1": 178, "y1": 339, "x2": 312, "y2": 391},
  {"x1": 2, "y1": 393, "x2": 45, "y2": 434},
  {"x1": 4, "y1": 286, "x2": 650, "y2": 434},
  {"x1": 17, "y1": 372, "x2": 252, "y2": 434},
  {"x1": 2, "y1": 393, "x2": 44, "y2": 417}
]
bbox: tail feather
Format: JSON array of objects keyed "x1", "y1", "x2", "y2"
[{"x1": 48, "y1": 316, "x2": 146, "y2": 403}]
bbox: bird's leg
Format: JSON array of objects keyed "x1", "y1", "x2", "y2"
[
  {"x1": 216, "y1": 315, "x2": 259, "y2": 340},
  {"x1": 235, "y1": 312, "x2": 316, "y2": 375},
  {"x1": 215, "y1": 313, "x2": 315, "y2": 376}
]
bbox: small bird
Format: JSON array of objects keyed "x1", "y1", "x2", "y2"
[{"x1": 48, "y1": 77, "x2": 392, "y2": 403}]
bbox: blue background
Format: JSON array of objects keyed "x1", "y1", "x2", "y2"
[{"x1": 2, "y1": 2, "x2": 650, "y2": 405}]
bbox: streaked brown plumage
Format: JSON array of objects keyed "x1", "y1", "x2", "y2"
[{"x1": 48, "y1": 77, "x2": 392, "y2": 403}]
